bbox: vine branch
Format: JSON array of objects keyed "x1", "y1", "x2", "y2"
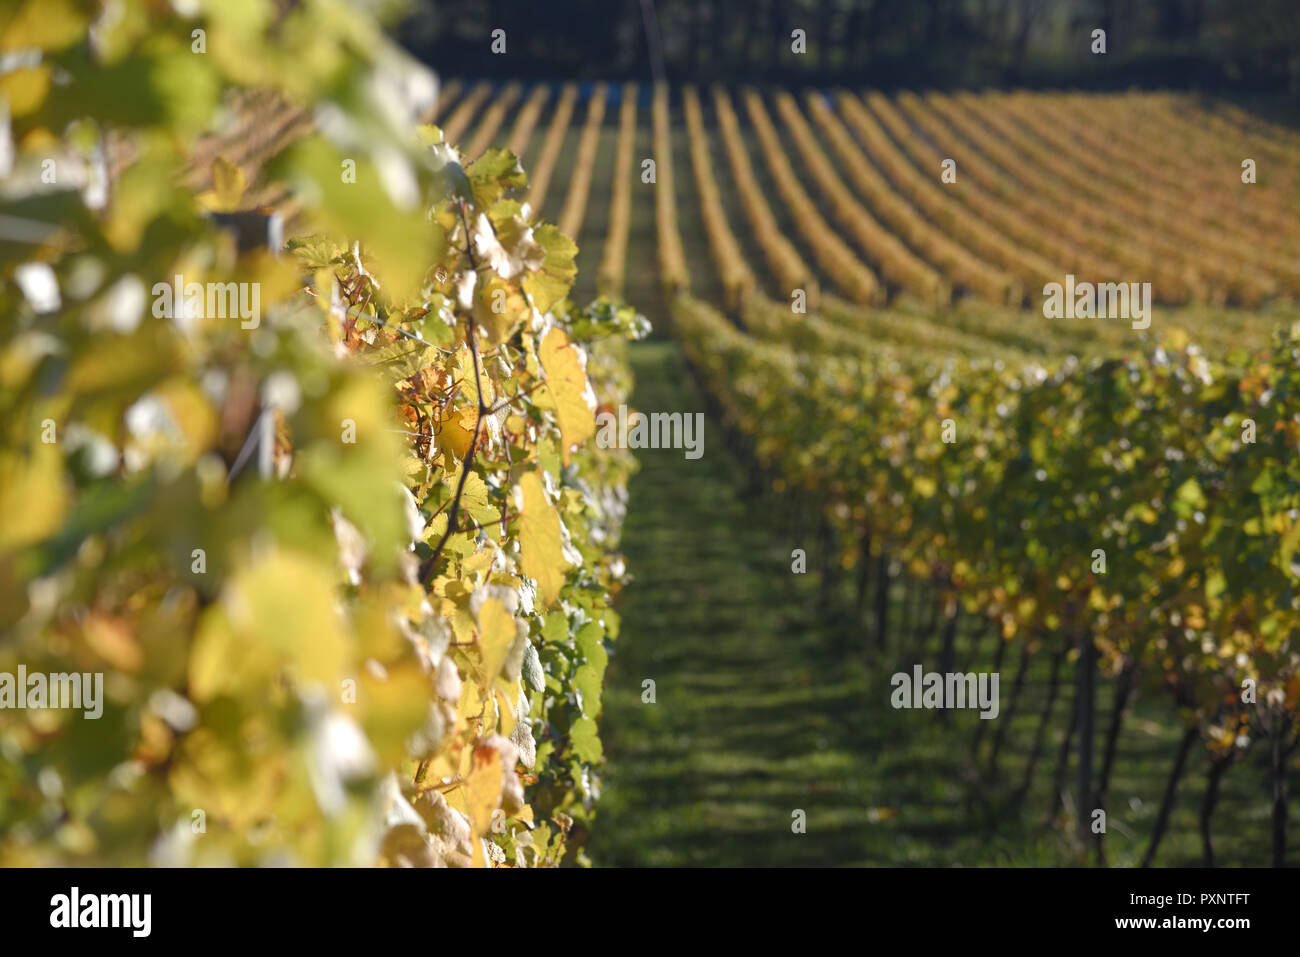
[{"x1": 419, "y1": 199, "x2": 490, "y2": 584}]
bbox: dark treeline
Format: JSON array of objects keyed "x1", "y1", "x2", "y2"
[{"x1": 396, "y1": 0, "x2": 1300, "y2": 94}]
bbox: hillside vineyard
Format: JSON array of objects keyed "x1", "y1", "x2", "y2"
[
  {"x1": 427, "y1": 83, "x2": 1298, "y2": 307},
  {"x1": 431, "y1": 80, "x2": 1300, "y2": 865}
]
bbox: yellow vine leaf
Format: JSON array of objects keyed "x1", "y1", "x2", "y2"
[
  {"x1": 518, "y1": 470, "x2": 568, "y2": 606},
  {"x1": 539, "y1": 327, "x2": 595, "y2": 465},
  {"x1": 197, "y1": 156, "x2": 247, "y2": 212},
  {"x1": 457, "y1": 345, "x2": 495, "y2": 408},
  {"x1": 495, "y1": 684, "x2": 518, "y2": 735},
  {"x1": 437, "y1": 405, "x2": 477, "y2": 461},
  {"x1": 190, "y1": 550, "x2": 348, "y2": 701},
  {"x1": 457, "y1": 677, "x2": 486, "y2": 735},
  {"x1": 474, "y1": 274, "x2": 529, "y2": 346},
  {"x1": 1, "y1": 0, "x2": 89, "y2": 56},
  {"x1": 477, "y1": 596, "x2": 516, "y2": 686},
  {"x1": 464, "y1": 743, "x2": 503, "y2": 839},
  {"x1": 0, "y1": 443, "x2": 67, "y2": 551}
]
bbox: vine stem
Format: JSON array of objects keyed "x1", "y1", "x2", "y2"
[{"x1": 419, "y1": 199, "x2": 490, "y2": 584}]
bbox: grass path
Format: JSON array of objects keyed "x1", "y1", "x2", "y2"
[{"x1": 588, "y1": 341, "x2": 1041, "y2": 865}]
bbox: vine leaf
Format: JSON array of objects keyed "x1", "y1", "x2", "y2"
[
  {"x1": 477, "y1": 597, "x2": 517, "y2": 685},
  {"x1": 197, "y1": 156, "x2": 247, "y2": 212},
  {"x1": 522, "y1": 223, "x2": 577, "y2": 313},
  {"x1": 539, "y1": 327, "x2": 595, "y2": 465},
  {"x1": 517, "y1": 470, "x2": 568, "y2": 606},
  {"x1": 464, "y1": 742, "x2": 504, "y2": 844},
  {"x1": 569, "y1": 716, "x2": 603, "y2": 763},
  {"x1": 466, "y1": 148, "x2": 526, "y2": 210}
]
